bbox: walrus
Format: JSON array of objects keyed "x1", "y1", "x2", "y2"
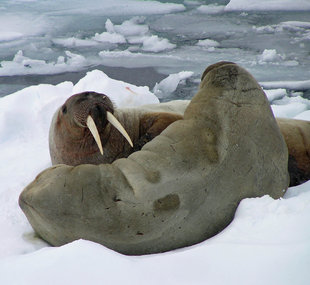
[
  {"x1": 50, "y1": 91, "x2": 310, "y2": 188},
  {"x1": 19, "y1": 62, "x2": 289, "y2": 255},
  {"x1": 49, "y1": 91, "x2": 184, "y2": 166},
  {"x1": 277, "y1": 118, "x2": 310, "y2": 186}
]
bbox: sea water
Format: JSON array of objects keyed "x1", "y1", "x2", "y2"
[{"x1": 0, "y1": 0, "x2": 309, "y2": 100}]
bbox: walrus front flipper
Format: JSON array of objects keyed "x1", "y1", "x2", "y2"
[
  {"x1": 277, "y1": 118, "x2": 310, "y2": 186},
  {"x1": 19, "y1": 62, "x2": 289, "y2": 255},
  {"x1": 134, "y1": 112, "x2": 183, "y2": 151}
]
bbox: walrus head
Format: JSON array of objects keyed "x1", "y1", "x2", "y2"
[{"x1": 57, "y1": 91, "x2": 133, "y2": 155}]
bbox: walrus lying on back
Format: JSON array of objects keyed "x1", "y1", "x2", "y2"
[{"x1": 20, "y1": 62, "x2": 289, "y2": 255}]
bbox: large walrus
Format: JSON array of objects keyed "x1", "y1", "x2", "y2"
[{"x1": 19, "y1": 62, "x2": 289, "y2": 255}]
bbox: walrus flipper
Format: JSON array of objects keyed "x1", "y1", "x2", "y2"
[
  {"x1": 19, "y1": 62, "x2": 289, "y2": 255},
  {"x1": 134, "y1": 112, "x2": 183, "y2": 151},
  {"x1": 277, "y1": 118, "x2": 310, "y2": 186}
]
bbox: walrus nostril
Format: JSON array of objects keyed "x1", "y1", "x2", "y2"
[
  {"x1": 89, "y1": 104, "x2": 107, "y2": 123},
  {"x1": 95, "y1": 104, "x2": 103, "y2": 113}
]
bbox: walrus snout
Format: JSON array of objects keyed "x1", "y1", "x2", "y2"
[
  {"x1": 70, "y1": 92, "x2": 114, "y2": 127},
  {"x1": 74, "y1": 93, "x2": 133, "y2": 154}
]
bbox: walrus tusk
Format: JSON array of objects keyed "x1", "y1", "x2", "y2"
[
  {"x1": 107, "y1": 111, "x2": 133, "y2": 147},
  {"x1": 86, "y1": 115, "x2": 104, "y2": 155}
]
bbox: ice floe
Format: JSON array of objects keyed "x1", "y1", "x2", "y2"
[
  {"x1": 225, "y1": 0, "x2": 310, "y2": 11},
  {"x1": 197, "y1": 4, "x2": 225, "y2": 14},
  {"x1": 153, "y1": 71, "x2": 194, "y2": 98},
  {"x1": 196, "y1": 39, "x2": 220, "y2": 51},
  {"x1": 1, "y1": 67, "x2": 310, "y2": 284},
  {"x1": 0, "y1": 50, "x2": 88, "y2": 76}
]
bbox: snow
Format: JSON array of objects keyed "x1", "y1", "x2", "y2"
[
  {"x1": 153, "y1": 71, "x2": 194, "y2": 98},
  {"x1": 261, "y1": 80, "x2": 310, "y2": 90},
  {"x1": 295, "y1": 110, "x2": 310, "y2": 120},
  {"x1": 196, "y1": 39, "x2": 220, "y2": 51},
  {"x1": 98, "y1": 50, "x2": 180, "y2": 69},
  {"x1": 0, "y1": 17, "x2": 177, "y2": 76},
  {"x1": 92, "y1": 31, "x2": 127, "y2": 44},
  {"x1": 197, "y1": 4, "x2": 225, "y2": 14},
  {"x1": 104, "y1": 17, "x2": 175, "y2": 52},
  {"x1": 109, "y1": 17, "x2": 149, "y2": 37},
  {"x1": 52, "y1": 37, "x2": 100, "y2": 47},
  {"x1": 254, "y1": 21, "x2": 310, "y2": 34},
  {"x1": 1, "y1": 0, "x2": 310, "y2": 283},
  {"x1": 258, "y1": 49, "x2": 282, "y2": 63},
  {"x1": 225, "y1": 0, "x2": 310, "y2": 11},
  {"x1": 0, "y1": 14, "x2": 48, "y2": 40},
  {"x1": 271, "y1": 95, "x2": 310, "y2": 118},
  {"x1": 256, "y1": 49, "x2": 299, "y2": 66},
  {"x1": 52, "y1": 18, "x2": 150, "y2": 47},
  {"x1": 40, "y1": 0, "x2": 186, "y2": 16},
  {"x1": 72, "y1": 70, "x2": 159, "y2": 107},
  {"x1": 0, "y1": 31, "x2": 23, "y2": 42},
  {"x1": 0, "y1": 50, "x2": 88, "y2": 76},
  {"x1": 141, "y1": 35, "x2": 176, "y2": 52},
  {"x1": 264, "y1": 88, "x2": 287, "y2": 102},
  {"x1": 1, "y1": 69, "x2": 310, "y2": 284},
  {"x1": 99, "y1": 1, "x2": 186, "y2": 15}
]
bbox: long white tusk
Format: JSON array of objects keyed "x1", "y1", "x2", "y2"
[
  {"x1": 86, "y1": 115, "x2": 103, "y2": 155},
  {"x1": 107, "y1": 111, "x2": 133, "y2": 147}
]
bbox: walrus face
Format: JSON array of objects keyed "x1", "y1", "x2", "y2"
[{"x1": 60, "y1": 91, "x2": 133, "y2": 154}]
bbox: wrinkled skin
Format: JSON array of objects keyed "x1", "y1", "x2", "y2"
[
  {"x1": 19, "y1": 62, "x2": 289, "y2": 255},
  {"x1": 277, "y1": 118, "x2": 310, "y2": 186},
  {"x1": 49, "y1": 91, "x2": 183, "y2": 166}
]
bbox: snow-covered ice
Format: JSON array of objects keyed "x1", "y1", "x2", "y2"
[
  {"x1": 197, "y1": 4, "x2": 225, "y2": 14},
  {"x1": 153, "y1": 71, "x2": 194, "y2": 98},
  {"x1": 196, "y1": 39, "x2": 220, "y2": 51},
  {"x1": 258, "y1": 49, "x2": 282, "y2": 63},
  {"x1": 0, "y1": 50, "x2": 88, "y2": 76},
  {"x1": 1, "y1": 69, "x2": 310, "y2": 284},
  {"x1": 141, "y1": 35, "x2": 176, "y2": 52},
  {"x1": 261, "y1": 80, "x2": 310, "y2": 90},
  {"x1": 226, "y1": 0, "x2": 310, "y2": 11},
  {"x1": 1, "y1": 0, "x2": 310, "y2": 284}
]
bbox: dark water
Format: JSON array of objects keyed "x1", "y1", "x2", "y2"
[{"x1": 0, "y1": 0, "x2": 309, "y2": 100}]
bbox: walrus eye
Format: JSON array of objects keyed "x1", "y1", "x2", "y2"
[{"x1": 62, "y1": 105, "x2": 67, "y2": 114}]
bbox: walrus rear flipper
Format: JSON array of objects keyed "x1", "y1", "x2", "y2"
[
  {"x1": 134, "y1": 112, "x2": 183, "y2": 151},
  {"x1": 19, "y1": 62, "x2": 289, "y2": 255},
  {"x1": 277, "y1": 118, "x2": 310, "y2": 186}
]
